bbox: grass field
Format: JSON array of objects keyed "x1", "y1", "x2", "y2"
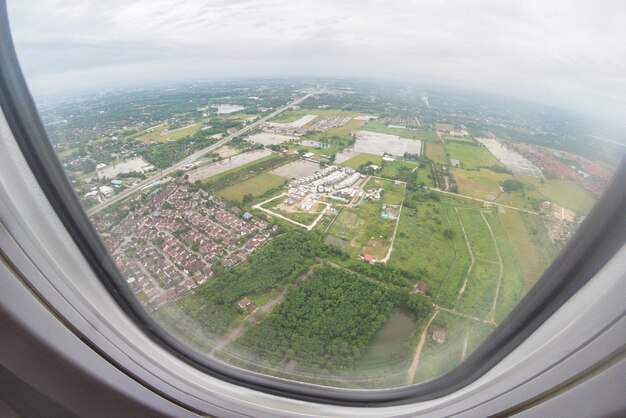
[
  {"x1": 361, "y1": 120, "x2": 438, "y2": 142},
  {"x1": 497, "y1": 210, "x2": 547, "y2": 293},
  {"x1": 425, "y1": 142, "x2": 448, "y2": 164},
  {"x1": 217, "y1": 172, "x2": 285, "y2": 202},
  {"x1": 445, "y1": 142, "x2": 501, "y2": 169},
  {"x1": 328, "y1": 201, "x2": 395, "y2": 258},
  {"x1": 524, "y1": 177, "x2": 596, "y2": 215},
  {"x1": 342, "y1": 153, "x2": 383, "y2": 169},
  {"x1": 456, "y1": 209, "x2": 499, "y2": 263},
  {"x1": 390, "y1": 199, "x2": 454, "y2": 290},
  {"x1": 482, "y1": 212, "x2": 525, "y2": 322},
  {"x1": 434, "y1": 205, "x2": 472, "y2": 308},
  {"x1": 457, "y1": 260, "x2": 500, "y2": 319},
  {"x1": 380, "y1": 160, "x2": 417, "y2": 179},
  {"x1": 451, "y1": 168, "x2": 512, "y2": 200},
  {"x1": 136, "y1": 123, "x2": 201, "y2": 143},
  {"x1": 57, "y1": 147, "x2": 79, "y2": 160}
]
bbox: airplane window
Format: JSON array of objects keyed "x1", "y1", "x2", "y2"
[{"x1": 5, "y1": 0, "x2": 624, "y2": 392}]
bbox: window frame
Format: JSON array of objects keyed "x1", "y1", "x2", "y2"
[{"x1": 0, "y1": 2, "x2": 625, "y2": 408}]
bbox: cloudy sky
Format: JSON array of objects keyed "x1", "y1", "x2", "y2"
[{"x1": 7, "y1": 0, "x2": 626, "y2": 123}]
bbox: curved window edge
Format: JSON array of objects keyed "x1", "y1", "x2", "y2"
[{"x1": 0, "y1": 3, "x2": 625, "y2": 407}]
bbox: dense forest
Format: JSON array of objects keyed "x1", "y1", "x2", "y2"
[
  {"x1": 140, "y1": 132, "x2": 217, "y2": 168},
  {"x1": 230, "y1": 267, "x2": 396, "y2": 371},
  {"x1": 171, "y1": 230, "x2": 343, "y2": 334}
]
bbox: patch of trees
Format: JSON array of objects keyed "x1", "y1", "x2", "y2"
[
  {"x1": 486, "y1": 165, "x2": 512, "y2": 174},
  {"x1": 195, "y1": 230, "x2": 342, "y2": 308},
  {"x1": 140, "y1": 133, "x2": 215, "y2": 169},
  {"x1": 356, "y1": 161, "x2": 378, "y2": 175},
  {"x1": 232, "y1": 267, "x2": 396, "y2": 370},
  {"x1": 501, "y1": 179, "x2": 524, "y2": 192},
  {"x1": 346, "y1": 262, "x2": 423, "y2": 288},
  {"x1": 202, "y1": 154, "x2": 296, "y2": 192},
  {"x1": 117, "y1": 171, "x2": 147, "y2": 180},
  {"x1": 430, "y1": 163, "x2": 446, "y2": 189}
]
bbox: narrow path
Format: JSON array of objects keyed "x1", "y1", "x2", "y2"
[
  {"x1": 426, "y1": 187, "x2": 539, "y2": 215},
  {"x1": 461, "y1": 327, "x2": 470, "y2": 360},
  {"x1": 454, "y1": 208, "x2": 475, "y2": 309},
  {"x1": 437, "y1": 305, "x2": 496, "y2": 326},
  {"x1": 406, "y1": 309, "x2": 439, "y2": 385},
  {"x1": 378, "y1": 182, "x2": 407, "y2": 263},
  {"x1": 481, "y1": 212, "x2": 504, "y2": 323}
]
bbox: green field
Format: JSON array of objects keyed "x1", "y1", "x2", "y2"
[
  {"x1": 456, "y1": 209, "x2": 499, "y2": 263},
  {"x1": 526, "y1": 177, "x2": 595, "y2": 215},
  {"x1": 433, "y1": 205, "x2": 472, "y2": 307},
  {"x1": 361, "y1": 120, "x2": 438, "y2": 141},
  {"x1": 482, "y1": 212, "x2": 525, "y2": 322},
  {"x1": 380, "y1": 160, "x2": 414, "y2": 178},
  {"x1": 136, "y1": 123, "x2": 202, "y2": 143},
  {"x1": 498, "y1": 210, "x2": 548, "y2": 292},
  {"x1": 451, "y1": 168, "x2": 512, "y2": 200},
  {"x1": 217, "y1": 172, "x2": 285, "y2": 202},
  {"x1": 57, "y1": 147, "x2": 80, "y2": 160},
  {"x1": 389, "y1": 195, "x2": 456, "y2": 295},
  {"x1": 445, "y1": 142, "x2": 501, "y2": 169},
  {"x1": 328, "y1": 201, "x2": 395, "y2": 259},
  {"x1": 342, "y1": 153, "x2": 383, "y2": 169},
  {"x1": 457, "y1": 260, "x2": 500, "y2": 319},
  {"x1": 425, "y1": 142, "x2": 448, "y2": 164}
]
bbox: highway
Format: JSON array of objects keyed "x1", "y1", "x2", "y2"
[{"x1": 87, "y1": 89, "x2": 321, "y2": 216}]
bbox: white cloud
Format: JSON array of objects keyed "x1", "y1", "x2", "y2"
[{"x1": 7, "y1": 0, "x2": 626, "y2": 122}]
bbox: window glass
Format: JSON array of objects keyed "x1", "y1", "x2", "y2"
[{"x1": 8, "y1": 0, "x2": 624, "y2": 388}]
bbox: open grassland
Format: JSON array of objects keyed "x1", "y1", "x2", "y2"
[
  {"x1": 328, "y1": 201, "x2": 394, "y2": 259},
  {"x1": 435, "y1": 205, "x2": 472, "y2": 308},
  {"x1": 457, "y1": 260, "x2": 500, "y2": 319},
  {"x1": 523, "y1": 177, "x2": 596, "y2": 215},
  {"x1": 361, "y1": 120, "x2": 438, "y2": 142},
  {"x1": 325, "y1": 118, "x2": 366, "y2": 137},
  {"x1": 495, "y1": 187, "x2": 545, "y2": 212},
  {"x1": 445, "y1": 142, "x2": 501, "y2": 169},
  {"x1": 442, "y1": 135, "x2": 475, "y2": 144},
  {"x1": 217, "y1": 172, "x2": 285, "y2": 202},
  {"x1": 137, "y1": 123, "x2": 201, "y2": 143},
  {"x1": 482, "y1": 212, "x2": 525, "y2": 322},
  {"x1": 342, "y1": 153, "x2": 383, "y2": 169},
  {"x1": 425, "y1": 142, "x2": 448, "y2": 164},
  {"x1": 451, "y1": 168, "x2": 513, "y2": 200},
  {"x1": 497, "y1": 210, "x2": 550, "y2": 293},
  {"x1": 380, "y1": 160, "x2": 417, "y2": 179},
  {"x1": 457, "y1": 209, "x2": 499, "y2": 263},
  {"x1": 57, "y1": 147, "x2": 80, "y2": 160},
  {"x1": 390, "y1": 198, "x2": 454, "y2": 291}
]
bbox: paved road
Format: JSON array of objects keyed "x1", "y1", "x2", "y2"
[{"x1": 87, "y1": 90, "x2": 321, "y2": 216}]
